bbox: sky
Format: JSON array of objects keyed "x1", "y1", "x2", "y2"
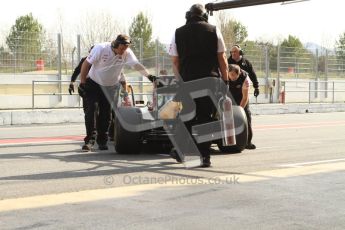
[{"x1": 1, "y1": 0, "x2": 344, "y2": 49}]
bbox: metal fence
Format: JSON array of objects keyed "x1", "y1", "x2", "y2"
[
  {"x1": 1, "y1": 32, "x2": 69, "y2": 75},
  {"x1": 31, "y1": 80, "x2": 82, "y2": 109},
  {"x1": 281, "y1": 79, "x2": 345, "y2": 104},
  {"x1": 30, "y1": 78, "x2": 345, "y2": 109},
  {"x1": 0, "y1": 33, "x2": 172, "y2": 77},
  {"x1": 230, "y1": 43, "x2": 345, "y2": 80},
  {"x1": 2, "y1": 32, "x2": 345, "y2": 79},
  {"x1": 2, "y1": 32, "x2": 345, "y2": 108}
]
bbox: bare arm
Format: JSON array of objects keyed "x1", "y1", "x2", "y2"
[
  {"x1": 171, "y1": 56, "x2": 180, "y2": 79},
  {"x1": 80, "y1": 60, "x2": 92, "y2": 84},
  {"x1": 218, "y1": 52, "x2": 229, "y2": 81},
  {"x1": 133, "y1": 63, "x2": 149, "y2": 77},
  {"x1": 240, "y1": 85, "x2": 249, "y2": 108},
  {"x1": 120, "y1": 81, "x2": 127, "y2": 91}
]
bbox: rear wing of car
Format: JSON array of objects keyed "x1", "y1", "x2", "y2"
[{"x1": 205, "y1": 0, "x2": 308, "y2": 15}]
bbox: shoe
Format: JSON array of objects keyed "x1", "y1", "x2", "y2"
[
  {"x1": 245, "y1": 143, "x2": 256, "y2": 150},
  {"x1": 169, "y1": 150, "x2": 184, "y2": 163},
  {"x1": 98, "y1": 144, "x2": 109, "y2": 150},
  {"x1": 201, "y1": 157, "x2": 211, "y2": 168},
  {"x1": 82, "y1": 143, "x2": 93, "y2": 152}
]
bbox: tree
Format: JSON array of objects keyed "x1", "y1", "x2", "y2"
[
  {"x1": 215, "y1": 11, "x2": 248, "y2": 46},
  {"x1": 335, "y1": 32, "x2": 345, "y2": 60},
  {"x1": 6, "y1": 13, "x2": 45, "y2": 71},
  {"x1": 233, "y1": 20, "x2": 248, "y2": 45},
  {"x1": 280, "y1": 35, "x2": 314, "y2": 75},
  {"x1": 216, "y1": 11, "x2": 235, "y2": 45},
  {"x1": 281, "y1": 35, "x2": 304, "y2": 51},
  {"x1": 256, "y1": 40, "x2": 278, "y2": 72},
  {"x1": 128, "y1": 12, "x2": 153, "y2": 56},
  {"x1": 77, "y1": 11, "x2": 124, "y2": 49}
]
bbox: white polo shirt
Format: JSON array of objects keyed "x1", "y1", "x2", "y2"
[
  {"x1": 87, "y1": 42, "x2": 138, "y2": 86},
  {"x1": 169, "y1": 27, "x2": 226, "y2": 56}
]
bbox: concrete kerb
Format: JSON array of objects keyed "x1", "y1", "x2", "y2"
[
  {"x1": 0, "y1": 103, "x2": 344, "y2": 126},
  {"x1": 0, "y1": 109, "x2": 84, "y2": 126},
  {"x1": 0, "y1": 111, "x2": 12, "y2": 126},
  {"x1": 250, "y1": 103, "x2": 345, "y2": 115}
]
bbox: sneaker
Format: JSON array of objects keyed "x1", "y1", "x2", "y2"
[
  {"x1": 200, "y1": 157, "x2": 211, "y2": 168},
  {"x1": 245, "y1": 143, "x2": 256, "y2": 150},
  {"x1": 82, "y1": 143, "x2": 93, "y2": 152},
  {"x1": 98, "y1": 144, "x2": 109, "y2": 150}
]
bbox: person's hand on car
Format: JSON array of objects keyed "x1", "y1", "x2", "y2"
[{"x1": 147, "y1": 74, "x2": 157, "y2": 82}]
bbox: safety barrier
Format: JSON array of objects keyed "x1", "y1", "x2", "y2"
[
  {"x1": 31, "y1": 79, "x2": 345, "y2": 109},
  {"x1": 281, "y1": 80, "x2": 345, "y2": 104},
  {"x1": 32, "y1": 80, "x2": 81, "y2": 109}
]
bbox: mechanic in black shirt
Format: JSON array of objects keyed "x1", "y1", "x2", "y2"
[
  {"x1": 67, "y1": 46, "x2": 98, "y2": 145},
  {"x1": 69, "y1": 46, "x2": 94, "y2": 93},
  {"x1": 169, "y1": 4, "x2": 229, "y2": 167},
  {"x1": 68, "y1": 45, "x2": 94, "y2": 112},
  {"x1": 228, "y1": 45, "x2": 260, "y2": 98},
  {"x1": 228, "y1": 64, "x2": 256, "y2": 149}
]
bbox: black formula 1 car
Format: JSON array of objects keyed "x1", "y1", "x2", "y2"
[{"x1": 113, "y1": 75, "x2": 248, "y2": 154}]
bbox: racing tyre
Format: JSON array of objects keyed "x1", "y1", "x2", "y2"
[
  {"x1": 217, "y1": 106, "x2": 248, "y2": 153},
  {"x1": 114, "y1": 107, "x2": 142, "y2": 154}
]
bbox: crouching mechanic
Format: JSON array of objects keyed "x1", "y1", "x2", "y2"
[
  {"x1": 228, "y1": 64, "x2": 256, "y2": 149},
  {"x1": 79, "y1": 34, "x2": 155, "y2": 152},
  {"x1": 228, "y1": 45, "x2": 260, "y2": 98}
]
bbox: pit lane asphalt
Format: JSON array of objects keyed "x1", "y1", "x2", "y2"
[{"x1": 0, "y1": 112, "x2": 345, "y2": 229}]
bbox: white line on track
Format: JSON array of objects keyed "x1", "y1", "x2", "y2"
[{"x1": 279, "y1": 158, "x2": 345, "y2": 168}]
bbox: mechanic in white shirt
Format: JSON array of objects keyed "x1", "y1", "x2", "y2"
[{"x1": 79, "y1": 34, "x2": 156, "y2": 152}]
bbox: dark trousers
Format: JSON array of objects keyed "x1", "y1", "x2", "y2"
[
  {"x1": 82, "y1": 96, "x2": 88, "y2": 113},
  {"x1": 244, "y1": 104, "x2": 253, "y2": 144},
  {"x1": 184, "y1": 97, "x2": 215, "y2": 159},
  {"x1": 84, "y1": 78, "x2": 116, "y2": 145},
  {"x1": 82, "y1": 95, "x2": 97, "y2": 135}
]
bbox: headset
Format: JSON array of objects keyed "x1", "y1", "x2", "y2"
[
  {"x1": 231, "y1": 44, "x2": 244, "y2": 56},
  {"x1": 111, "y1": 35, "x2": 131, "y2": 49},
  {"x1": 88, "y1": 45, "x2": 94, "y2": 53},
  {"x1": 185, "y1": 4, "x2": 208, "y2": 22}
]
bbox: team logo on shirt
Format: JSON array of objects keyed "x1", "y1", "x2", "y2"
[{"x1": 102, "y1": 54, "x2": 109, "y2": 62}]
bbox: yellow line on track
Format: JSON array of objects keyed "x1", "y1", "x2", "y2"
[{"x1": 1, "y1": 161, "x2": 344, "y2": 212}]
